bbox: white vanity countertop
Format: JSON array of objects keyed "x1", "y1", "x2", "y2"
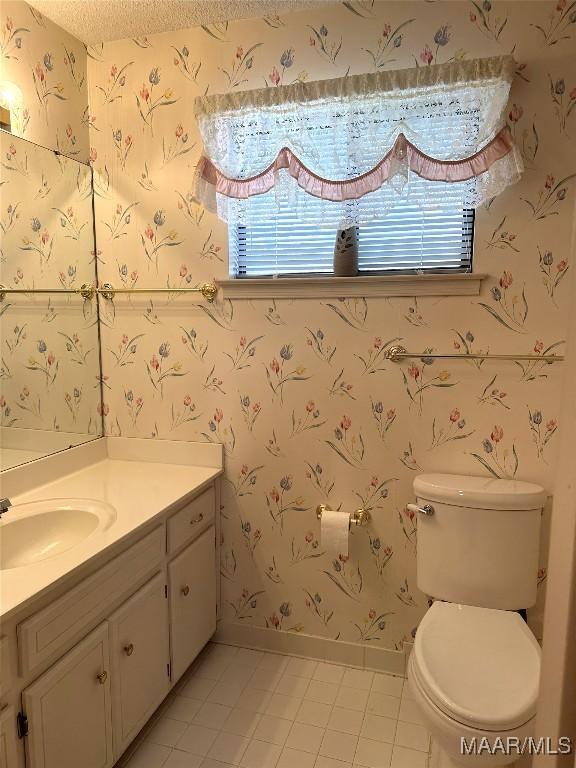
[{"x1": 0, "y1": 439, "x2": 223, "y2": 622}]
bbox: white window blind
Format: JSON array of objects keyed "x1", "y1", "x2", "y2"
[{"x1": 229, "y1": 184, "x2": 475, "y2": 278}]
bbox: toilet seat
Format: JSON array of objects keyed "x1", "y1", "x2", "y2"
[{"x1": 413, "y1": 602, "x2": 541, "y2": 731}]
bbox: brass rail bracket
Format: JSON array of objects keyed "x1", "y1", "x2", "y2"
[
  {"x1": 385, "y1": 345, "x2": 407, "y2": 362},
  {"x1": 80, "y1": 283, "x2": 95, "y2": 300},
  {"x1": 201, "y1": 282, "x2": 218, "y2": 302}
]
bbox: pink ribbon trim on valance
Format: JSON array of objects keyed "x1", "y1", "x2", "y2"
[{"x1": 195, "y1": 126, "x2": 514, "y2": 203}]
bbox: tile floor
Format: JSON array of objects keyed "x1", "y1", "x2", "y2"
[{"x1": 122, "y1": 642, "x2": 431, "y2": 768}]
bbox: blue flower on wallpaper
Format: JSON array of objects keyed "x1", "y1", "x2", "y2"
[
  {"x1": 279, "y1": 344, "x2": 293, "y2": 361},
  {"x1": 158, "y1": 342, "x2": 170, "y2": 358},
  {"x1": 153, "y1": 209, "x2": 166, "y2": 226},
  {"x1": 149, "y1": 67, "x2": 161, "y2": 85},
  {"x1": 280, "y1": 48, "x2": 294, "y2": 68},
  {"x1": 31, "y1": 217, "x2": 41, "y2": 232},
  {"x1": 38, "y1": 340, "x2": 47, "y2": 353},
  {"x1": 43, "y1": 52, "x2": 54, "y2": 71},
  {"x1": 433, "y1": 26, "x2": 450, "y2": 46}
]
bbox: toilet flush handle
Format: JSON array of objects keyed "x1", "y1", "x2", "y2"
[{"x1": 407, "y1": 503, "x2": 434, "y2": 517}]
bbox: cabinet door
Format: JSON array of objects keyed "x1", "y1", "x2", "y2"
[
  {"x1": 169, "y1": 526, "x2": 216, "y2": 682},
  {"x1": 109, "y1": 572, "x2": 170, "y2": 758},
  {"x1": 22, "y1": 623, "x2": 113, "y2": 768},
  {"x1": 0, "y1": 705, "x2": 19, "y2": 768}
]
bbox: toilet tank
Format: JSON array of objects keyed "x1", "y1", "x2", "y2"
[{"x1": 413, "y1": 474, "x2": 546, "y2": 610}]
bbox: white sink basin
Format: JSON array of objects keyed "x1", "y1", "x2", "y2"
[{"x1": 0, "y1": 498, "x2": 117, "y2": 570}]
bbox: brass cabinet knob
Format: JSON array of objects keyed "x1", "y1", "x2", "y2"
[
  {"x1": 97, "y1": 671, "x2": 108, "y2": 685},
  {"x1": 181, "y1": 585, "x2": 190, "y2": 597},
  {"x1": 190, "y1": 513, "x2": 204, "y2": 525},
  {"x1": 124, "y1": 643, "x2": 134, "y2": 657}
]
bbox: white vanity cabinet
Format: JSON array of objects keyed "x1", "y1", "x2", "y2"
[
  {"x1": 109, "y1": 572, "x2": 170, "y2": 758},
  {"x1": 169, "y1": 525, "x2": 217, "y2": 682},
  {"x1": 5, "y1": 479, "x2": 219, "y2": 768},
  {"x1": 22, "y1": 623, "x2": 114, "y2": 768}
]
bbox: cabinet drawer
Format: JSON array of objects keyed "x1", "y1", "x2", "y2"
[
  {"x1": 167, "y1": 486, "x2": 215, "y2": 554},
  {"x1": 18, "y1": 527, "x2": 164, "y2": 676}
]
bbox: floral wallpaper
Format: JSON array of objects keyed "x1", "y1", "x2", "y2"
[
  {"x1": 1, "y1": 0, "x2": 89, "y2": 160},
  {"x1": 0, "y1": 131, "x2": 102, "y2": 442},
  {"x1": 89, "y1": 0, "x2": 572, "y2": 648}
]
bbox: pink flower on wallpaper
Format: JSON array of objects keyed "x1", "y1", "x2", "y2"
[
  {"x1": 340, "y1": 415, "x2": 352, "y2": 431},
  {"x1": 534, "y1": 340, "x2": 544, "y2": 353},
  {"x1": 420, "y1": 45, "x2": 433, "y2": 65},
  {"x1": 270, "y1": 66, "x2": 280, "y2": 86},
  {"x1": 499, "y1": 271, "x2": 513, "y2": 289},
  {"x1": 491, "y1": 426, "x2": 504, "y2": 443},
  {"x1": 449, "y1": 408, "x2": 460, "y2": 422},
  {"x1": 509, "y1": 104, "x2": 523, "y2": 122}
]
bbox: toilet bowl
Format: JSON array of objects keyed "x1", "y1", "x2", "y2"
[
  {"x1": 408, "y1": 474, "x2": 546, "y2": 768},
  {"x1": 408, "y1": 602, "x2": 540, "y2": 767}
]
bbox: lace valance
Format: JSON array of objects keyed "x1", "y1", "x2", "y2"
[{"x1": 191, "y1": 55, "x2": 523, "y2": 228}]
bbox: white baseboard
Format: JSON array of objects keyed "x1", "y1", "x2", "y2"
[{"x1": 214, "y1": 621, "x2": 407, "y2": 677}]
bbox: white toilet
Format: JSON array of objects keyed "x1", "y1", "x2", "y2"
[{"x1": 407, "y1": 474, "x2": 546, "y2": 768}]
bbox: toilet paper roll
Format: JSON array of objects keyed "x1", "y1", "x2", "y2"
[{"x1": 321, "y1": 508, "x2": 349, "y2": 559}]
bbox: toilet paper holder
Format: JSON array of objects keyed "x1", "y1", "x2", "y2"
[{"x1": 316, "y1": 503, "x2": 371, "y2": 530}]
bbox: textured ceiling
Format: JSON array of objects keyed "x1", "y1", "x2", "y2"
[{"x1": 27, "y1": 0, "x2": 328, "y2": 44}]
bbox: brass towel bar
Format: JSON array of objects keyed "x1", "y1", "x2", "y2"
[
  {"x1": 0, "y1": 282, "x2": 218, "y2": 303},
  {"x1": 384, "y1": 344, "x2": 564, "y2": 364}
]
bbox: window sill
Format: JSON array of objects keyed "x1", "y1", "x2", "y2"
[{"x1": 218, "y1": 273, "x2": 486, "y2": 299}]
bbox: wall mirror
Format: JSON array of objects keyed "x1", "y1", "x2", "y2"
[{"x1": 0, "y1": 130, "x2": 103, "y2": 470}]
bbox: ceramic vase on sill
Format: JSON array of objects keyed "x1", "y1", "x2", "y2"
[{"x1": 333, "y1": 227, "x2": 358, "y2": 276}]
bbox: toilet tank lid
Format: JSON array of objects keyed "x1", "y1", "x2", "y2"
[{"x1": 413, "y1": 474, "x2": 546, "y2": 510}]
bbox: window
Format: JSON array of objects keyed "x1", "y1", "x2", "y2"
[
  {"x1": 229, "y1": 195, "x2": 475, "y2": 278},
  {"x1": 195, "y1": 57, "x2": 519, "y2": 285}
]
